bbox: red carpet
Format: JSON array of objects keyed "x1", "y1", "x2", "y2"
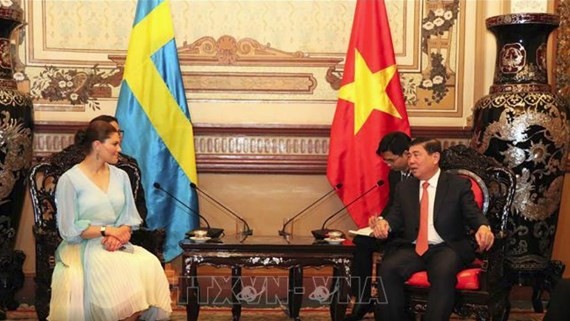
[{"x1": 5, "y1": 305, "x2": 545, "y2": 321}]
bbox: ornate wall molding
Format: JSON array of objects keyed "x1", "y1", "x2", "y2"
[
  {"x1": 33, "y1": 122, "x2": 472, "y2": 174},
  {"x1": 109, "y1": 36, "x2": 344, "y2": 68},
  {"x1": 25, "y1": 1, "x2": 470, "y2": 115},
  {"x1": 182, "y1": 72, "x2": 317, "y2": 94},
  {"x1": 108, "y1": 35, "x2": 341, "y2": 98}
]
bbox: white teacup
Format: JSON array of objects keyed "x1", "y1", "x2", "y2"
[
  {"x1": 194, "y1": 229, "x2": 208, "y2": 238},
  {"x1": 327, "y1": 230, "x2": 343, "y2": 240}
]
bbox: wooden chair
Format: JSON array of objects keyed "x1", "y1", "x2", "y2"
[
  {"x1": 374, "y1": 144, "x2": 516, "y2": 321},
  {"x1": 28, "y1": 145, "x2": 165, "y2": 321}
]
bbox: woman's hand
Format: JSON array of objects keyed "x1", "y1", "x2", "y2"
[
  {"x1": 105, "y1": 225, "x2": 132, "y2": 244},
  {"x1": 101, "y1": 235, "x2": 124, "y2": 251}
]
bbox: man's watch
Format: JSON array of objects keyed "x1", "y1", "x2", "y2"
[{"x1": 100, "y1": 226, "x2": 106, "y2": 237}]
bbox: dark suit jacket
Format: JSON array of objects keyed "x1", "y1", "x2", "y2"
[
  {"x1": 383, "y1": 171, "x2": 489, "y2": 264},
  {"x1": 379, "y1": 170, "x2": 406, "y2": 217}
]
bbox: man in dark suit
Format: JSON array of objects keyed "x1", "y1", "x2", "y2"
[
  {"x1": 374, "y1": 138, "x2": 494, "y2": 321},
  {"x1": 345, "y1": 131, "x2": 411, "y2": 321},
  {"x1": 544, "y1": 278, "x2": 570, "y2": 321}
]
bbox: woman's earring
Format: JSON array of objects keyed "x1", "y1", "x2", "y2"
[{"x1": 96, "y1": 152, "x2": 100, "y2": 161}]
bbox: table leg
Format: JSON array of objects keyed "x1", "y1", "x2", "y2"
[
  {"x1": 232, "y1": 266, "x2": 242, "y2": 321},
  {"x1": 330, "y1": 264, "x2": 349, "y2": 321},
  {"x1": 185, "y1": 261, "x2": 199, "y2": 321},
  {"x1": 288, "y1": 265, "x2": 303, "y2": 321}
]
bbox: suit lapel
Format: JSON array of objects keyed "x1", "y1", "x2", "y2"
[{"x1": 433, "y1": 172, "x2": 449, "y2": 223}]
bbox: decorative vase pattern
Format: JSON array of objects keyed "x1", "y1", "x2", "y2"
[
  {"x1": 471, "y1": 13, "x2": 569, "y2": 275},
  {"x1": 0, "y1": 1, "x2": 33, "y2": 319}
]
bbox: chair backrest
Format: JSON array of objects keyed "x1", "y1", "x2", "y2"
[
  {"x1": 447, "y1": 168, "x2": 489, "y2": 215},
  {"x1": 440, "y1": 144, "x2": 515, "y2": 237},
  {"x1": 29, "y1": 162, "x2": 61, "y2": 232}
]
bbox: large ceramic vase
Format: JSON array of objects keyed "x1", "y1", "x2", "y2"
[
  {"x1": 0, "y1": 1, "x2": 33, "y2": 319},
  {"x1": 471, "y1": 13, "x2": 568, "y2": 295}
]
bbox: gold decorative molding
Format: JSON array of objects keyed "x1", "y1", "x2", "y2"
[
  {"x1": 182, "y1": 72, "x2": 316, "y2": 94},
  {"x1": 109, "y1": 35, "x2": 343, "y2": 68},
  {"x1": 108, "y1": 35, "x2": 340, "y2": 96},
  {"x1": 28, "y1": 65, "x2": 121, "y2": 111}
]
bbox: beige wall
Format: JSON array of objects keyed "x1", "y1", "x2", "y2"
[{"x1": 14, "y1": 0, "x2": 569, "y2": 279}]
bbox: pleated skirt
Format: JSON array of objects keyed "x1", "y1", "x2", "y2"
[{"x1": 48, "y1": 239, "x2": 172, "y2": 321}]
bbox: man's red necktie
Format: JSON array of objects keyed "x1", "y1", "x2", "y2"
[{"x1": 416, "y1": 181, "x2": 429, "y2": 255}]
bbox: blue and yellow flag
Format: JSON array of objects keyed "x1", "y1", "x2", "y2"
[{"x1": 116, "y1": 0, "x2": 198, "y2": 262}]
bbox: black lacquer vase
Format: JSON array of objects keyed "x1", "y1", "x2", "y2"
[
  {"x1": 0, "y1": 2, "x2": 33, "y2": 319},
  {"x1": 471, "y1": 13, "x2": 568, "y2": 283}
]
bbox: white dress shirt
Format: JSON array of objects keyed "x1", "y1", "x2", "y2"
[{"x1": 419, "y1": 168, "x2": 444, "y2": 245}]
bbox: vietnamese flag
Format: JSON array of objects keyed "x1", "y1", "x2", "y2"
[{"x1": 327, "y1": 0, "x2": 411, "y2": 228}]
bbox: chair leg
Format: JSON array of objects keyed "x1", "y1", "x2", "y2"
[
  {"x1": 485, "y1": 298, "x2": 510, "y2": 321},
  {"x1": 502, "y1": 300, "x2": 511, "y2": 321},
  {"x1": 531, "y1": 282, "x2": 544, "y2": 313}
]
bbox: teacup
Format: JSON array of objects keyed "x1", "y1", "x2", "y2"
[
  {"x1": 194, "y1": 229, "x2": 208, "y2": 238},
  {"x1": 327, "y1": 230, "x2": 343, "y2": 240}
]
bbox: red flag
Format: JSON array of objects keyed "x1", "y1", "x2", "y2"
[{"x1": 327, "y1": 0, "x2": 411, "y2": 228}]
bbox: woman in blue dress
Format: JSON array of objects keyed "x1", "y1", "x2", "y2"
[{"x1": 48, "y1": 120, "x2": 171, "y2": 321}]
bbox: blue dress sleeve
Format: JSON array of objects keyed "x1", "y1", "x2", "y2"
[
  {"x1": 55, "y1": 173, "x2": 91, "y2": 243},
  {"x1": 114, "y1": 169, "x2": 143, "y2": 230}
]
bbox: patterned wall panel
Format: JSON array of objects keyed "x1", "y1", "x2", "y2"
[{"x1": 21, "y1": 0, "x2": 468, "y2": 117}]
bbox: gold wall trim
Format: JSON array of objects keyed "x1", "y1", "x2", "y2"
[
  {"x1": 108, "y1": 36, "x2": 344, "y2": 68},
  {"x1": 182, "y1": 72, "x2": 316, "y2": 94}
]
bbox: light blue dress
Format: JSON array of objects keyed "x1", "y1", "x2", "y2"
[{"x1": 48, "y1": 164, "x2": 171, "y2": 321}]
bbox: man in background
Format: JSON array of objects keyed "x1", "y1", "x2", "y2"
[{"x1": 345, "y1": 131, "x2": 411, "y2": 321}]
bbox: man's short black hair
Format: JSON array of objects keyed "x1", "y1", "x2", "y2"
[
  {"x1": 377, "y1": 131, "x2": 411, "y2": 156},
  {"x1": 410, "y1": 137, "x2": 442, "y2": 155}
]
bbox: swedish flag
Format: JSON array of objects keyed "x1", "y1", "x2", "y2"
[{"x1": 116, "y1": 0, "x2": 198, "y2": 262}]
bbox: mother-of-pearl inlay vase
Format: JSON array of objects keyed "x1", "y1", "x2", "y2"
[{"x1": 471, "y1": 13, "x2": 568, "y2": 303}]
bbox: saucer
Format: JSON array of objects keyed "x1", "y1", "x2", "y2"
[
  {"x1": 190, "y1": 236, "x2": 211, "y2": 243},
  {"x1": 324, "y1": 237, "x2": 345, "y2": 245}
]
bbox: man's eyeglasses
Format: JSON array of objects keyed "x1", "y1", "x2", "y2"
[{"x1": 118, "y1": 130, "x2": 125, "y2": 137}]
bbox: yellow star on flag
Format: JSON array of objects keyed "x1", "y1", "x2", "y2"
[{"x1": 338, "y1": 49, "x2": 402, "y2": 135}]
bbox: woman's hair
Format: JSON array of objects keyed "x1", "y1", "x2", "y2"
[
  {"x1": 89, "y1": 114, "x2": 118, "y2": 124},
  {"x1": 74, "y1": 120, "x2": 119, "y2": 153}
]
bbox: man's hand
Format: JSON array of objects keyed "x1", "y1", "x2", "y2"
[
  {"x1": 372, "y1": 218, "x2": 390, "y2": 239},
  {"x1": 368, "y1": 215, "x2": 378, "y2": 229},
  {"x1": 475, "y1": 225, "x2": 494, "y2": 252}
]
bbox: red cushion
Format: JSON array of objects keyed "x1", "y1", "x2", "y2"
[
  {"x1": 466, "y1": 177, "x2": 484, "y2": 210},
  {"x1": 405, "y1": 268, "x2": 481, "y2": 290},
  {"x1": 404, "y1": 173, "x2": 485, "y2": 291}
]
